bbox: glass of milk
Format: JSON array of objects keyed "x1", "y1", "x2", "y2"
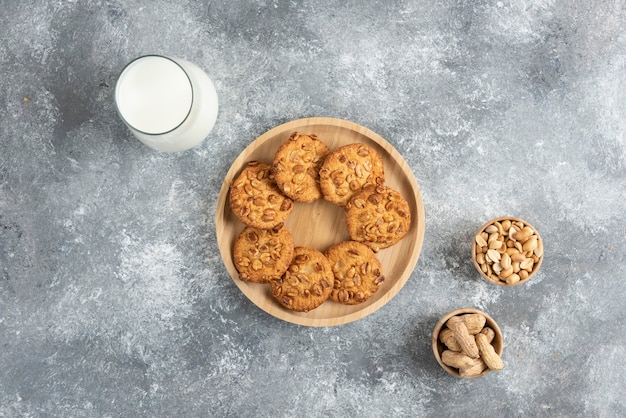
[{"x1": 114, "y1": 55, "x2": 219, "y2": 152}]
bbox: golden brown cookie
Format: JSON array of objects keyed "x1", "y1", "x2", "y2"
[
  {"x1": 324, "y1": 241, "x2": 385, "y2": 305},
  {"x1": 345, "y1": 185, "x2": 412, "y2": 252},
  {"x1": 233, "y1": 224, "x2": 294, "y2": 284},
  {"x1": 318, "y1": 143, "x2": 385, "y2": 207},
  {"x1": 229, "y1": 161, "x2": 294, "y2": 229},
  {"x1": 272, "y1": 132, "x2": 330, "y2": 202},
  {"x1": 270, "y1": 247, "x2": 334, "y2": 312}
]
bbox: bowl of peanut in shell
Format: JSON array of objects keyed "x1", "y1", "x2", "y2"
[
  {"x1": 432, "y1": 308, "x2": 504, "y2": 378},
  {"x1": 472, "y1": 216, "x2": 544, "y2": 286}
]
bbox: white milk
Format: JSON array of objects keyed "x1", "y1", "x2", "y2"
[{"x1": 115, "y1": 55, "x2": 219, "y2": 152}]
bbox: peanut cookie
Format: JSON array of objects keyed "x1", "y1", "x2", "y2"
[
  {"x1": 229, "y1": 161, "x2": 294, "y2": 229},
  {"x1": 345, "y1": 185, "x2": 411, "y2": 252},
  {"x1": 233, "y1": 224, "x2": 294, "y2": 284},
  {"x1": 318, "y1": 143, "x2": 385, "y2": 207},
  {"x1": 325, "y1": 241, "x2": 385, "y2": 305},
  {"x1": 272, "y1": 132, "x2": 330, "y2": 202},
  {"x1": 270, "y1": 247, "x2": 334, "y2": 312}
]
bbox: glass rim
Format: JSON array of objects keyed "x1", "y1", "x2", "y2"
[{"x1": 114, "y1": 54, "x2": 194, "y2": 136}]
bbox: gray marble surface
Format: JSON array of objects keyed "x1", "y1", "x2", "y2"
[{"x1": 1, "y1": 1, "x2": 625, "y2": 417}]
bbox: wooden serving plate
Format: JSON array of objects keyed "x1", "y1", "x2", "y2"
[{"x1": 215, "y1": 117, "x2": 425, "y2": 326}]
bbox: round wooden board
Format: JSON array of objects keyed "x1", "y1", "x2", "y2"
[{"x1": 215, "y1": 117, "x2": 425, "y2": 326}]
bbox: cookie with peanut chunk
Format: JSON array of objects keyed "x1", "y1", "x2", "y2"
[
  {"x1": 318, "y1": 143, "x2": 385, "y2": 207},
  {"x1": 325, "y1": 241, "x2": 384, "y2": 305},
  {"x1": 270, "y1": 247, "x2": 334, "y2": 312},
  {"x1": 345, "y1": 185, "x2": 411, "y2": 252},
  {"x1": 272, "y1": 132, "x2": 330, "y2": 202},
  {"x1": 233, "y1": 224, "x2": 294, "y2": 284},
  {"x1": 229, "y1": 161, "x2": 294, "y2": 229}
]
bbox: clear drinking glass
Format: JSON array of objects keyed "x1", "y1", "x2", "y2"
[{"x1": 114, "y1": 55, "x2": 219, "y2": 152}]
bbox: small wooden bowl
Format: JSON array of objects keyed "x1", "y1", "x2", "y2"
[
  {"x1": 471, "y1": 216, "x2": 543, "y2": 286},
  {"x1": 432, "y1": 308, "x2": 504, "y2": 378}
]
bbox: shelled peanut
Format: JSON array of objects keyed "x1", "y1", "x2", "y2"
[
  {"x1": 474, "y1": 218, "x2": 543, "y2": 285},
  {"x1": 438, "y1": 313, "x2": 503, "y2": 377}
]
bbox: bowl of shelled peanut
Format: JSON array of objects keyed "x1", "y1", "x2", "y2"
[
  {"x1": 432, "y1": 308, "x2": 504, "y2": 378},
  {"x1": 472, "y1": 216, "x2": 544, "y2": 286}
]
